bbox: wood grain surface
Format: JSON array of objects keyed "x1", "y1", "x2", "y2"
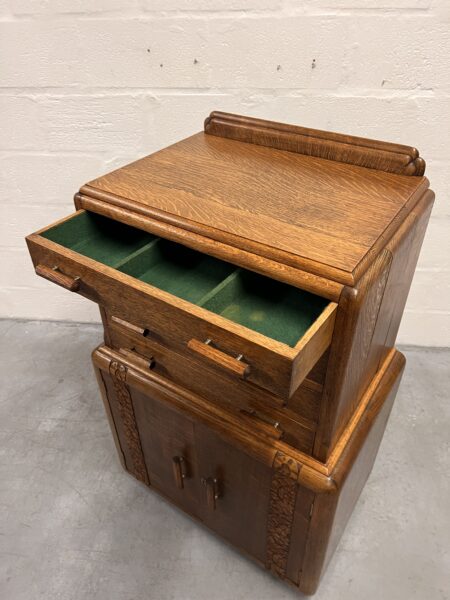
[
  {"x1": 205, "y1": 111, "x2": 426, "y2": 176},
  {"x1": 92, "y1": 343, "x2": 405, "y2": 595},
  {"x1": 26, "y1": 111, "x2": 434, "y2": 597},
  {"x1": 105, "y1": 316, "x2": 319, "y2": 454},
  {"x1": 313, "y1": 189, "x2": 434, "y2": 461},
  {"x1": 81, "y1": 122, "x2": 429, "y2": 284},
  {"x1": 27, "y1": 219, "x2": 335, "y2": 400}
]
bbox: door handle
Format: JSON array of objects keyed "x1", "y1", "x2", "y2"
[
  {"x1": 201, "y1": 477, "x2": 220, "y2": 510},
  {"x1": 172, "y1": 456, "x2": 187, "y2": 489}
]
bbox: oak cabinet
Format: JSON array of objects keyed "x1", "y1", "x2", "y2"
[{"x1": 27, "y1": 112, "x2": 433, "y2": 594}]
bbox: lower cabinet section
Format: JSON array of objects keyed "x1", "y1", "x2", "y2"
[
  {"x1": 92, "y1": 344, "x2": 405, "y2": 595},
  {"x1": 96, "y1": 350, "x2": 279, "y2": 565}
]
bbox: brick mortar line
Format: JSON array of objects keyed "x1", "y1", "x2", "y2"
[
  {"x1": 0, "y1": 88, "x2": 444, "y2": 97},
  {"x1": 0, "y1": 7, "x2": 437, "y2": 22},
  {"x1": 0, "y1": 150, "x2": 106, "y2": 157}
]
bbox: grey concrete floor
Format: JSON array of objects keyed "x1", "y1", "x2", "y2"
[{"x1": 0, "y1": 319, "x2": 449, "y2": 600}]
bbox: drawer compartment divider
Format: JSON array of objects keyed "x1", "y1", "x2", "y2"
[
  {"x1": 196, "y1": 269, "x2": 242, "y2": 307},
  {"x1": 113, "y1": 238, "x2": 160, "y2": 271},
  {"x1": 118, "y1": 237, "x2": 236, "y2": 305}
]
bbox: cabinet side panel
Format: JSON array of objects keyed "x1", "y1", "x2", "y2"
[
  {"x1": 373, "y1": 190, "x2": 434, "y2": 361},
  {"x1": 314, "y1": 189, "x2": 433, "y2": 461},
  {"x1": 314, "y1": 250, "x2": 392, "y2": 460},
  {"x1": 286, "y1": 486, "x2": 315, "y2": 586},
  {"x1": 299, "y1": 352, "x2": 404, "y2": 595},
  {"x1": 321, "y1": 371, "x2": 401, "y2": 574}
]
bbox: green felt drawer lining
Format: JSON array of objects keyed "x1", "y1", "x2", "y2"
[{"x1": 42, "y1": 211, "x2": 328, "y2": 347}]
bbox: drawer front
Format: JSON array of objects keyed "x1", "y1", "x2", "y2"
[
  {"x1": 106, "y1": 315, "x2": 318, "y2": 454},
  {"x1": 28, "y1": 211, "x2": 336, "y2": 400},
  {"x1": 107, "y1": 310, "x2": 325, "y2": 420}
]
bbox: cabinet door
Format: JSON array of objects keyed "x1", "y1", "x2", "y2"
[
  {"x1": 195, "y1": 423, "x2": 273, "y2": 563},
  {"x1": 132, "y1": 387, "x2": 203, "y2": 519},
  {"x1": 96, "y1": 357, "x2": 203, "y2": 520}
]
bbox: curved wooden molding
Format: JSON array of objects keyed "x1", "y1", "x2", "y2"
[
  {"x1": 74, "y1": 194, "x2": 344, "y2": 298},
  {"x1": 93, "y1": 344, "x2": 404, "y2": 496},
  {"x1": 205, "y1": 111, "x2": 425, "y2": 176}
]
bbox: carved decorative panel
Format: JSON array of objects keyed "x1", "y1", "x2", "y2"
[
  {"x1": 109, "y1": 360, "x2": 150, "y2": 486},
  {"x1": 266, "y1": 451, "x2": 301, "y2": 578}
]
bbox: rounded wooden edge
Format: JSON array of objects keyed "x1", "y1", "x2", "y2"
[{"x1": 204, "y1": 111, "x2": 426, "y2": 176}]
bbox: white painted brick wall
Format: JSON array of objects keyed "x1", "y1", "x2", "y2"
[{"x1": 1, "y1": 1, "x2": 449, "y2": 346}]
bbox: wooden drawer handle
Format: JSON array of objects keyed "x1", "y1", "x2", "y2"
[
  {"x1": 239, "y1": 408, "x2": 284, "y2": 440},
  {"x1": 172, "y1": 456, "x2": 187, "y2": 489},
  {"x1": 187, "y1": 338, "x2": 251, "y2": 380},
  {"x1": 111, "y1": 315, "x2": 150, "y2": 338},
  {"x1": 35, "y1": 264, "x2": 80, "y2": 292},
  {"x1": 201, "y1": 477, "x2": 220, "y2": 510},
  {"x1": 118, "y1": 348, "x2": 155, "y2": 371}
]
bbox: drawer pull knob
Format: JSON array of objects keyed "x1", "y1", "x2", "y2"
[
  {"x1": 172, "y1": 456, "x2": 187, "y2": 489},
  {"x1": 201, "y1": 477, "x2": 220, "y2": 510},
  {"x1": 35, "y1": 264, "x2": 80, "y2": 292},
  {"x1": 187, "y1": 338, "x2": 251, "y2": 380}
]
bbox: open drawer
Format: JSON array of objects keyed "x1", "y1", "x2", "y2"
[{"x1": 27, "y1": 210, "x2": 337, "y2": 400}]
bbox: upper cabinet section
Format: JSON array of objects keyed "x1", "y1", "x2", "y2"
[{"x1": 78, "y1": 112, "x2": 430, "y2": 288}]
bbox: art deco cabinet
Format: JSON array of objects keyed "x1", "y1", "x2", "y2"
[{"x1": 26, "y1": 112, "x2": 433, "y2": 594}]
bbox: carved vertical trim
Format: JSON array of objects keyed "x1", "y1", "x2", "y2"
[
  {"x1": 266, "y1": 451, "x2": 300, "y2": 578},
  {"x1": 109, "y1": 360, "x2": 150, "y2": 486}
]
